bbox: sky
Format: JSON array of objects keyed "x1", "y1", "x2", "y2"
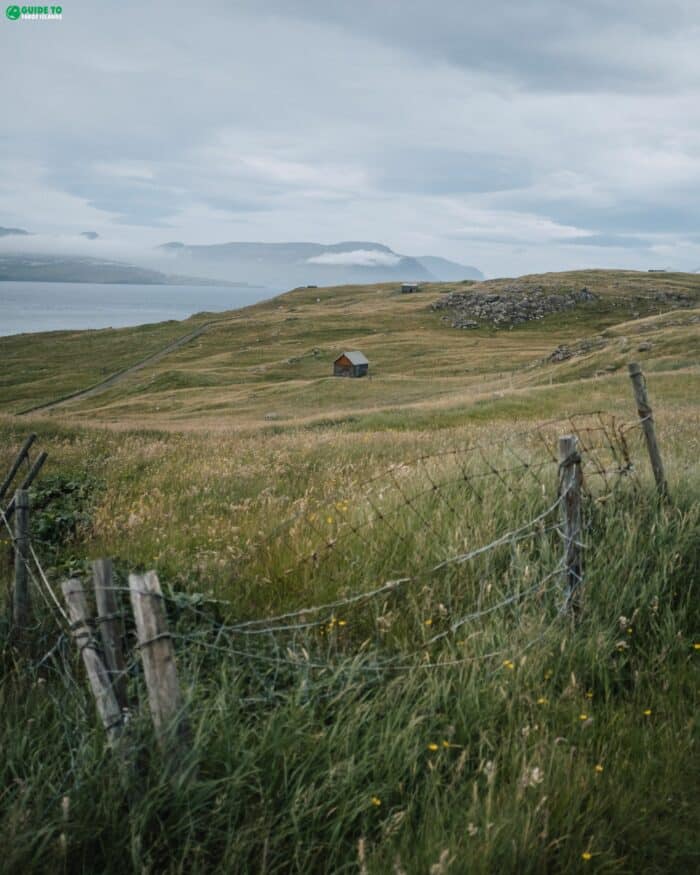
[{"x1": 1, "y1": 0, "x2": 700, "y2": 277}]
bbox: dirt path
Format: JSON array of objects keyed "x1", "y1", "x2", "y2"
[{"x1": 19, "y1": 320, "x2": 220, "y2": 415}]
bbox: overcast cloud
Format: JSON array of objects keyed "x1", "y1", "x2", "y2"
[{"x1": 1, "y1": 0, "x2": 699, "y2": 276}]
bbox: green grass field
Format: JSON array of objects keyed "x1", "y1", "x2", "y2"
[{"x1": 0, "y1": 270, "x2": 698, "y2": 873}]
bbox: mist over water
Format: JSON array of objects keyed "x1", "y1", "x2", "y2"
[{"x1": 0, "y1": 282, "x2": 274, "y2": 336}]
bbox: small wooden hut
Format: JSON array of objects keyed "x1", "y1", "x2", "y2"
[{"x1": 333, "y1": 351, "x2": 369, "y2": 378}]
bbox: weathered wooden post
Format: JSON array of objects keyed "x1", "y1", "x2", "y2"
[
  {"x1": 12, "y1": 489, "x2": 30, "y2": 629},
  {"x1": 628, "y1": 363, "x2": 668, "y2": 498},
  {"x1": 558, "y1": 435, "x2": 583, "y2": 611},
  {"x1": 61, "y1": 578, "x2": 123, "y2": 745},
  {"x1": 128, "y1": 571, "x2": 189, "y2": 756},
  {"x1": 93, "y1": 558, "x2": 128, "y2": 710},
  {"x1": 0, "y1": 433, "x2": 36, "y2": 502},
  {"x1": 4, "y1": 451, "x2": 48, "y2": 525}
]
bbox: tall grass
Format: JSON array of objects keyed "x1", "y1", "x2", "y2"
[{"x1": 1, "y1": 411, "x2": 698, "y2": 873}]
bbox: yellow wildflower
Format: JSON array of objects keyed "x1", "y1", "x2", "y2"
[
  {"x1": 502, "y1": 659, "x2": 515, "y2": 670},
  {"x1": 536, "y1": 697, "x2": 548, "y2": 705},
  {"x1": 595, "y1": 764, "x2": 604, "y2": 773},
  {"x1": 585, "y1": 691, "x2": 593, "y2": 699},
  {"x1": 643, "y1": 708, "x2": 652, "y2": 716},
  {"x1": 424, "y1": 618, "x2": 433, "y2": 626},
  {"x1": 581, "y1": 851, "x2": 592, "y2": 861},
  {"x1": 579, "y1": 713, "x2": 588, "y2": 721},
  {"x1": 693, "y1": 643, "x2": 700, "y2": 650},
  {"x1": 371, "y1": 796, "x2": 381, "y2": 807},
  {"x1": 427, "y1": 743, "x2": 439, "y2": 751}
]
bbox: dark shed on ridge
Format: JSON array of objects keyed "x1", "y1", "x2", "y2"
[{"x1": 333, "y1": 351, "x2": 369, "y2": 378}]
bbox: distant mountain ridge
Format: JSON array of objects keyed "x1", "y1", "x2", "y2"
[
  {"x1": 416, "y1": 255, "x2": 483, "y2": 281},
  {"x1": 0, "y1": 228, "x2": 483, "y2": 286},
  {"x1": 157, "y1": 239, "x2": 483, "y2": 285},
  {"x1": 0, "y1": 254, "x2": 251, "y2": 286}
]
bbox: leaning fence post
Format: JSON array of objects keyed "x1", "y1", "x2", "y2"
[
  {"x1": 558, "y1": 435, "x2": 583, "y2": 611},
  {"x1": 4, "y1": 451, "x2": 48, "y2": 526},
  {"x1": 628, "y1": 363, "x2": 668, "y2": 498},
  {"x1": 61, "y1": 578, "x2": 123, "y2": 745},
  {"x1": 128, "y1": 571, "x2": 189, "y2": 757},
  {"x1": 12, "y1": 489, "x2": 30, "y2": 630},
  {"x1": 93, "y1": 559, "x2": 128, "y2": 711},
  {"x1": 0, "y1": 433, "x2": 36, "y2": 503}
]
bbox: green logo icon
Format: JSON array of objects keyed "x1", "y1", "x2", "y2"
[{"x1": 6, "y1": 5, "x2": 21, "y2": 19}]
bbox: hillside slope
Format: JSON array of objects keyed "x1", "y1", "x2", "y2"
[{"x1": 2, "y1": 269, "x2": 698, "y2": 428}]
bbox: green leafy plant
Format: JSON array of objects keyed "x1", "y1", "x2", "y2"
[{"x1": 29, "y1": 473, "x2": 100, "y2": 571}]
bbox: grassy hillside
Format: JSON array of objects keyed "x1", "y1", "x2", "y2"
[
  {"x1": 0, "y1": 314, "x2": 214, "y2": 413},
  {"x1": 0, "y1": 269, "x2": 698, "y2": 873},
  {"x1": 1, "y1": 269, "x2": 698, "y2": 428}
]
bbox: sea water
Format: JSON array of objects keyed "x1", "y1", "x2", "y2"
[{"x1": 0, "y1": 282, "x2": 275, "y2": 336}]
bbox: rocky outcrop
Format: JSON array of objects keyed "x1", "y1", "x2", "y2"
[
  {"x1": 431, "y1": 285, "x2": 598, "y2": 328},
  {"x1": 548, "y1": 336, "x2": 608, "y2": 363},
  {"x1": 648, "y1": 291, "x2": 693, "y2": 306}
]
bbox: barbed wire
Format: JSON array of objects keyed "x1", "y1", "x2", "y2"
[
  {"x1": 240, "y1": 411, "x2": 617, "y2": 547},
  {"x1": 26, "y1": 414, "x2": 637, "y2": 649},
  {"x1": 421, "y1": 562, "x2": 565, "y2": 647},
  {"x1": 69, "y1": 514, "x2": 563, "y2": 650},
  {"x1": 120, "y1": 418, "x2": 643, "y2": 686},
  {"x1": 228, "y1": 413, "x2": 638, "y2": 598},
  {"x1": 154, "y1": 513, "x2": 569, "y2": 691},
  {"x1": 172, "y1": 563, "x2": 567, "y2": 682},
  {"x1": 0, "y1": 410, "x2": 659, "y2": 722}
]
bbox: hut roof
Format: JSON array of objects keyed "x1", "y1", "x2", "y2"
[{"x1": 336, "y1": 350, "x2": 368, "y2": 365}]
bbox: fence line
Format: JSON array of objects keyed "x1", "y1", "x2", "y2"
[
  {"x1": 0, "y1": 365, "x2": 675, "y2": 752},
  {"x1": 0, "y1": 419, "x2": 637, "y2": 653},
  {"x1": 231, "y1": 414, "x2": 636, "y2": 600},
  {"x1": 243, "y1": 410, "x2": 627, "y2": 556}
]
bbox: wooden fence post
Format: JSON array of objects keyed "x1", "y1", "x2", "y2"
[
  {"x1": 12, "y1": 489, "x2": 30, "y2": 630},
  {"x1": 4, "y1": 451, "x2": 48, "y2": 525},
  {"x1": 0, "y1": 433, "x2": 36, "y2": 502},
  {"x1": 93, "y1": 558, "x2": 128, "y2": 711},
  {"x1": 558, "y1": 435, "x2": 583, "y2": 611},
  {"x1": 128, "y1": 571, "x2": 189, "y2": 756},
  {"x1": 628, "y1": 363, "x2": 668, "y2": 498},
  {"x1": 61, "y1": 578, "x2": 123, "y2": 745}
]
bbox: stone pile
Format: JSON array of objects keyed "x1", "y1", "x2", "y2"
[
  {"x1": 548, "y1": 335, "x2": 607, "y2": 363},
  {"x1": 431, "y1": 285, "x2": 598, "y2": 329},
  {"x1": 649, "y1": 291, "x2": 694, "y2": 306}
]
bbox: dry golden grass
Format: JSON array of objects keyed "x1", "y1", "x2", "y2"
[{"x1": 0, "y1": 269, "x2": 696, "y2": 433}]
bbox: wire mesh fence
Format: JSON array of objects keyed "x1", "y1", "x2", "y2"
[{"x1": 0, "y1": 402, "x2": 666, "y2": 739}]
